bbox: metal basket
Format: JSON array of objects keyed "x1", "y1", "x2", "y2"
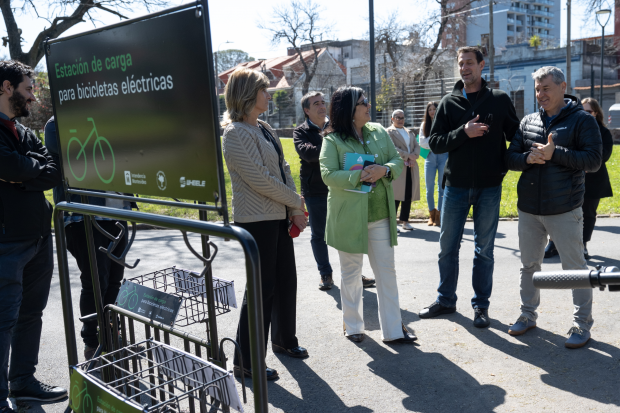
[
  {"x1": 125, "y1": 267, "x2": 233, "y2": 327},
  {"x1": 71, "y1": 339, "x2": 243, "y2": 413}
]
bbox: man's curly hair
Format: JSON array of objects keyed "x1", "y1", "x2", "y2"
[{"x1": 0, "y1": 60, "x2": 34, "y2": 95}]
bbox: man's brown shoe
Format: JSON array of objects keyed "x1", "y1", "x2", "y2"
[{"x1": 427, "y1": 209, "x2": 436, "y2": 226}]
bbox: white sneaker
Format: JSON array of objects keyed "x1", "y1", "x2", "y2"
[{"x1": 402, "y1": 222, "x2": 413, "y2": 230}]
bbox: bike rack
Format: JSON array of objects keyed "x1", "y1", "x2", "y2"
[{"x1": 54, "y1": 203, "x2": 269, "y2": 412}]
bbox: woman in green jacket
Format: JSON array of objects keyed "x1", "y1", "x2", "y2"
[{"x1": 319, "y1": 86, "x2": 416, "y2": 344}]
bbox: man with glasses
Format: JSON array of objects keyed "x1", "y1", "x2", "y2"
[
  {"x1": 294, "y1": 91, "x2": 375, "y2": 290},
  {"x1": 420, "y1": 46, "x2": 520, "y2": 328}
]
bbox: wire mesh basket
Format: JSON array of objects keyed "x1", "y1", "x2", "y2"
[
  {"x1": 125, "y1": 267, "x2": 235, "y2": 327},
  {"x1": 71, "y1": 339, "x2": 243, "y2": 413}
]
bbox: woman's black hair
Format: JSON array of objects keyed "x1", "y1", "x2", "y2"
[
  {"x1": 323, "y1": 86, "x2": 365, "y2": 140},
  {"x1": 423, "y1": 101, "x2": 439, "y2": 138}
]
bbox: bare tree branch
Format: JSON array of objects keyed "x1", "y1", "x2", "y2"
[{"x1": 0, "y1": 0, "x2": 169, "y2": 68}]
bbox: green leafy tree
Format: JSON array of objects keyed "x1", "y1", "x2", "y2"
[
  {"x1": 272, "y1": 90, "x2": 291, "y2": 112},
  {"x1": 529, "y1": 35, "x2": 542, "y2": 50},
  {"x1": 376, "y1": 76, "x2": 396, "y2": 112},
  {"x1": 216, "y1": 49, "x2": 255, "y2": 73}
]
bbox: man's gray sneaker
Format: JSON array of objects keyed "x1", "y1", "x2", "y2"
[
  {"x1": 508, "y1": 316, "x2": 537, "y2": 336},
  {"x1": 565, "y1": 326, "x2": 590, "y2": 349}
]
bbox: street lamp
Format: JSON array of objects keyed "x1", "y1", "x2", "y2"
[
  {"x1": 214, "y1": 41, "x2": 232, "y2": 119},
  {"x1": 595, "y1": 9, "x2": 611, "y2": 105}
]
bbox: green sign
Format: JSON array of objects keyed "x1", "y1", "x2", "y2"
[
  {"x1": 46, "y1": 7, "x2": 222, "y2": 202},
  {"x1": 115, "y1": 280, "x2": 182, "y2": 326},
  {"x1": 70, "y1": 368, "x2": 143, "y2": 413}
]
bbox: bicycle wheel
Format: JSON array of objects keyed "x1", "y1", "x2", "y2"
[
  {"x1": 117, "y1": 289, "x2": 130, "y2": 306},
  {"x1": 83, "y1": 393, "x2": 94, "y2": 413},
  {"x1": 70, "y1": 385, "x2": 81, "y2": 410},
  {"x1": 93, "y1": 137, "x2": 115, "y2": 184},
  {"x1": 67, "y1": 138, "x2": 88, "y2": 182},
  {"x1": 128, "y1": 292, "x2": 139, "y2": 310}
]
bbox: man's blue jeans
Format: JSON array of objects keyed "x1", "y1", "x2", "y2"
[
  {"x1": 0, "y1": 235, "x2": 54, "y2": 407},
  {"x1": 436, "y1": 185, "x2": 501, "y2": 309},
  {"x1": 305, "y1": 196, "x2": 333, "y2": 276}
]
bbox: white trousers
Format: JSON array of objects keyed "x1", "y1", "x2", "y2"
[{"x1": 338, "y1": 219, "x2": 403, "y2": 341}]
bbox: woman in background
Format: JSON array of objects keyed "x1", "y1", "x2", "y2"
[
  {"x1": 387, "y1": 109, "x2": 420, "y2": 231},
  {"x1": 419, "y1": 101, "x2": 447, "y2": 227}
]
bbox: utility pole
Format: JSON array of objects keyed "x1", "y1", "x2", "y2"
[
  {"x1": 369, "y1": 0, "x2": 376, "y2": 122},
  {"x1": 566, "y1": 0, "x2": 571, "y2": 94},
  {"x1": 489, "y1": 0, "x2": 494, "y2": 83}
]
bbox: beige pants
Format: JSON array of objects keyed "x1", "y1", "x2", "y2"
[
  {"x1": 518, "y1": 208, "x2": 593, "y2": 331},
  {"x1": 338, "y1": 219, "x2": 404, "y2": 341}
]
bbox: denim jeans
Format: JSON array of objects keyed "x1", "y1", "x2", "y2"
[
  {"x1": 0, "y1": 235, "x2": 54, "y2": 407},
  {"x1": 305, "y1": 196, "x2": 333, "y2": 276},
  {"x1": 436, "y1": 185, "x2": 502, "y2": 309},
  {"x1": 425, "y1": 152, "x2": 448, "y2": 211}
]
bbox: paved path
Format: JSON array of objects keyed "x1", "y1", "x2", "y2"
[{"x1": 26, "y1": 219, "x2": 620, "y2": 412}]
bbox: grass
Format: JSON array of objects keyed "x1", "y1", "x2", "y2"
[{"x1": 45, "y1": 138, "x2": 620, "y2": 221}]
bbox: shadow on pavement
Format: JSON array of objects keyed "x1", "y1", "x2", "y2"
[
  {"x1": 591, "y1": 225, "x2": 620, "y2": 235},
  {"x1": 257, "y1": 335, "x2": 506, "y2": 412},
  {"x1": 449, "y1": 312, "x2": 620, "y2": 407}
]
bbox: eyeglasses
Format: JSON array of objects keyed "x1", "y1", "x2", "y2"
[
  {"x1": 394, "y1": 116, "x2": 405, "y2": 120},
  {"x1": 585, "y1": 110, "x2": 595, "y2": 114},
  {"x1": 356, "y1": 98, "x2": 369, "y2": 107}
]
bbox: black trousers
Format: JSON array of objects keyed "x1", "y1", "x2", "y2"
[
  {"x1": 66, "y1": 220, "x2": 127, "y2": 348},
  {"x1": 582, "y1": 198, "x2": 600, "y2": 244},
  {"x1": 395, "y1": 166, "x2": 413, "y2": 222},
  {"x1": 233, "y1": 219, "x2": 298, "y2": 367}
]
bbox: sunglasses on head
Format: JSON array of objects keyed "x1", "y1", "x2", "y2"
[{"x1": 356, "y1": 97, "x2": 369, "y2": 107}]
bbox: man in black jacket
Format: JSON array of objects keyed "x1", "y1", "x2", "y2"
[
  {"x1": 0, "y1": 61, "x2": 66, "y2": 411},
  {"x1": 293, "y1": 91, "x2": 374, "y2": 290},
  {"x1": 420, "y1": 46, "x2": 520, "y2": 328},
  {"x1": 505, "y1": 66, "x2": 602, "y2": 349}
]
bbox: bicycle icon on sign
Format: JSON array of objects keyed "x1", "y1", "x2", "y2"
[
  {"x1": 118, "y1": 284, "x2": 139, "y2": 310},
  {"x1": 67, "y1": 118, "x2": 115, "y2": 184},
  {"x1": 71, "y1": 379, "x2": 93, "y2": 413}
]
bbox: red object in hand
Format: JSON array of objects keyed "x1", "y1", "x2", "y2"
[{"x1": 289, "y1": 211, "x2": 309, "y2": 238}]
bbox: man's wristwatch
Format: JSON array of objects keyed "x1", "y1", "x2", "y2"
[{"x1": 384, "y1": 166, "x2": 391, "y2": 178}]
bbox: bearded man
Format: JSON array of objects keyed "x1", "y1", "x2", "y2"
[{"x1": 0, "y1": 60, "x2": 65, "y2": 412}]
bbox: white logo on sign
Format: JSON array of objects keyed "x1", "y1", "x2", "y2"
[
  {"x1": 181, "y1": 178, "x2": 206, "y2": 188},
  {"x1": 357, "y1": 156, "x2": 363, "y2": 162},
  {"x1": 124, "y1": 171, "x2": 132, "y2": 185},
  {"x1": 157, "y1": 171, "x2": 167, "y2": 190}
]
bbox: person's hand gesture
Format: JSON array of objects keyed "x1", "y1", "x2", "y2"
[
  {"x1": 290, "y1": 214, "x2": 307, "y2": 232},
  {"x1": 464, "y1": 115, "x2": 488, "y2": 138},
  {"x1": 531, "y1": 133, "x2": 556, "y2": 161}
]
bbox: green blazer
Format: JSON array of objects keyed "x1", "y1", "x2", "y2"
[{"x1": 319, "y1": 122, "x2": 404, "y2": 254}]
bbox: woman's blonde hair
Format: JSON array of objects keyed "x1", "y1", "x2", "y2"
[{"x1": 222, "y1": 68, "x2": 270, "y2": 126}]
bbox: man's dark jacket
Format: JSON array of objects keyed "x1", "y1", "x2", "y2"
[
  {"x1": 429, "y1": 79, "x2": 520, "y2": 188},
  {"x1": 0, "y1": 120, "x2": 62, "y2": 242},
  {"x1": 505, "y1": 96, "x2": 602, "y2": 216},
  {"x1": 584, "y1": 123, "x2": 613, "y2": 199},
  {"x1": 293, "y1": 119, "x2": 329, "y2": 197}
]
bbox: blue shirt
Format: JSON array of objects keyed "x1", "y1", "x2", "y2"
[{"x1": 544, "y1": 99, "x2": 571, "y2": 128}]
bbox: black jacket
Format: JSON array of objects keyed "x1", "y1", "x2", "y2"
[
  {"x1": 429, "y1": 79, "x2": 520, "y2": 188},
  {"x1": 505, "y1": 96, "x2": 602, "y2": 216},
  {"x1": 293, "y1": 119, "x2": 329, "y2": 197},
  {"x1": 0, "y1": 119, "x2": 62, "y2": 242},
  {"x1": 584, "y1": 123, "x2": 613, "y2": 199}
]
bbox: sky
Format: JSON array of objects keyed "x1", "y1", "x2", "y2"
[{"x1": 0, "y1": 0, "x2": 614, "y2": 70}]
